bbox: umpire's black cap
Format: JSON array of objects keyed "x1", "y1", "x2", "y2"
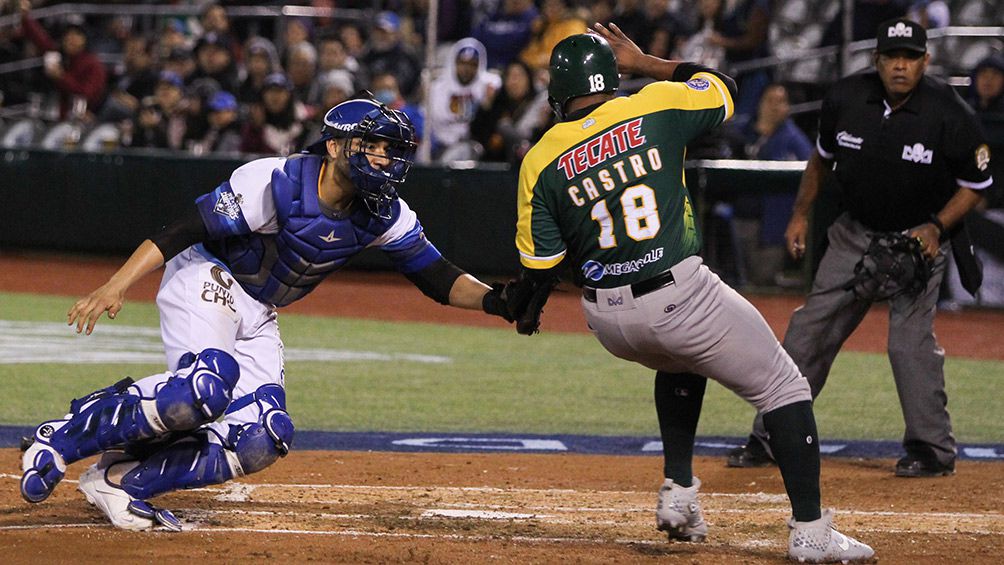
[{"x1": 876, "y1": 18, "x2": 927, "y2": 54}]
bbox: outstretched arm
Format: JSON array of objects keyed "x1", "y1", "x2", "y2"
[{"x1": 67, "y1": 239, "x2": 165, "y2": 335}]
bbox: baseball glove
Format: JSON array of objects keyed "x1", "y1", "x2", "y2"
[
  {"x1": 843, "y1": 232, "x2": 932, "y2": 301},
  {"x1": 481, "y1": 270, "x2": 559, "y2": 335}
]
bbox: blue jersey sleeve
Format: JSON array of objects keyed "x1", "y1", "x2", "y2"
[
  {"x1": 195, "y1": 181, "x2": 253, "y2": 240},
  {"x1": 381, "y1": 218, "x2": 444, "y2": 273}
]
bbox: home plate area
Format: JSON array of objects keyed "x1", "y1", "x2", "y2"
[{"x1": 3, "y1": 450, "x2": 1004, "y2": 563}]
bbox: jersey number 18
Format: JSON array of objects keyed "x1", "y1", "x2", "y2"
[{"x1": 590, "y1": 184, "x2": 660, "y2": 248}]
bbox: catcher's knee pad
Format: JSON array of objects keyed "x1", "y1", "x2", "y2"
[
  {"x1": 120, "y1": 431, "x2": 236, "y2": 499},
  {"x1": 232, "y1": 408, "x2": 294, "y2": 475},
  {"x1": 146, "y1": 348, "x2": 240, "y2": 434}
]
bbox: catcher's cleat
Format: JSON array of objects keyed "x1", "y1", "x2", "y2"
[
  {"x1": 78, "y1": 462, "x2": 159, "y2": 531},
  {"x1": 726, "y1": 436, "x2": 776, "y2": 468},
  {"x1": 20, "y1": 421, "x2": 68, "y2": 503},
  {"x1": 655, "y1": 477, "x2": 708, "y2": 542},
  {"x1": 788, "y1": 509, "x2": 875, "y2": 563}
]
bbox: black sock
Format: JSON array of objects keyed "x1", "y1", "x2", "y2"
[
  {"x1": 762, "y1": 400, "x2": 822, "y2": 522},
  {"x1": 654, "y1": 371, "x2": 707, "y2": 487}
]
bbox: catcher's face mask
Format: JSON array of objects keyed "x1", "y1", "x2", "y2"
[{"x1": 843, "y1": 232, "x2": 932, "y2": 301}]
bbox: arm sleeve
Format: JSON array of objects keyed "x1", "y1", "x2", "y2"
[
  {"x1": 402, "y1": 257, "x2": 466, "y2": 305},
  {"x1": 20, "y1": 14, "x2": 57, "y2": 52},
  {"x1": 149, "y1": 202, "x2": 208, "y2": 260}
]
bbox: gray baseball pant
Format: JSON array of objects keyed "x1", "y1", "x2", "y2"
[{"x1": 749, "y1": 212, "x2": 955, "y2": 466}]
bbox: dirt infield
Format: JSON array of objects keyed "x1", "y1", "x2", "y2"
[
  {"x1": 3, "y1": 450, "x2": 1003, "y2": 564},
  {"x1": 2, "y1": 252, "x2": 1004, "y2": 563}
]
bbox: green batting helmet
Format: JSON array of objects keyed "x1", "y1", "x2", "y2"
[{"x1": 548, "y1": 34, "x2": 620, "y2": 120}]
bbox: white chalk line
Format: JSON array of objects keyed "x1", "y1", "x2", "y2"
[{"x1": 3, "y1": 473, "x2": 1002, "y2": 522}]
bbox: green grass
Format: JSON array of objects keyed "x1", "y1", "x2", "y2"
[{"x1": 1, "y1": 291, "x2": 1001, "y2": 442}]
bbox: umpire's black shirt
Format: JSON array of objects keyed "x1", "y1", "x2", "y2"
[{"x1": 817, "y1": 72, "x2": 993, "y2": 231}]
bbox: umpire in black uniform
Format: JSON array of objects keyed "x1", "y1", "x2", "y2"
[{"x1": 729, "y1": 18, "x2": 993, "y2": 477}]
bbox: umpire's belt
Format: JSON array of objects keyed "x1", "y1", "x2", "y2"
[{"x1": 582, "y1": 269, "x2": 675, "y2": 303}]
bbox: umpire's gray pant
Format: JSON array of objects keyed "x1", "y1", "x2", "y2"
[{"x1": 751, "y1": 212, "x2": 956, "y2": 466}]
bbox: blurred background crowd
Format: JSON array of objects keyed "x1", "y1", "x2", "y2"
[{"x1": 0, "y1": 0, "x2": 1000, "y2": 166}]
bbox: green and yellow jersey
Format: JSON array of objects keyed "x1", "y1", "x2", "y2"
[{"x1": 516, "y1": 72, "x2": 734, "y2": 287}]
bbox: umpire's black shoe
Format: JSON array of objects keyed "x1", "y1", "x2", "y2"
[
  {"x1": 726, "y1": 436, "x2": 775, "y2": 468},
  {"x1": 894, "y1": 455, "x2": 955, "y2": 478}
]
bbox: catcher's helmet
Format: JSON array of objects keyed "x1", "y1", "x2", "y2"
[
  {"x1": 548, "y1": 34, "x2": 620, "y2": 120},
  {"x1": 305, "y1": 98, "x2": 417, "y2": 219}
]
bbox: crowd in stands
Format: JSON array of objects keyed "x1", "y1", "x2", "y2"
[{"x1": 0, "y1": 0, "x2": 999, "y2": 167}]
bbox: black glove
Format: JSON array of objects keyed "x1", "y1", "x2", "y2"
[
  {"x1": 481, "y1": 270, "x2": 560, "y2": 334},
  {"x1": 482, "y1": 281, "x2": 523, "y2": 323},
  {"x1": 843, "y1": 232, "x2": 932, "y2": 301}
]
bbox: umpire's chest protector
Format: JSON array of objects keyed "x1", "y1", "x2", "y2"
[{"x1": 216, "y1": 155, "x2": 396, "y2": 307}]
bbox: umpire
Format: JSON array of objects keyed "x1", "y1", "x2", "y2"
[{"x1": 729, "y1": 17, "x2": 993, "y2": 477}]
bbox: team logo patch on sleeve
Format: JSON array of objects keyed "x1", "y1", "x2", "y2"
[
  {"x1": 213, "y1": 191, "x2": 243, "y2": 221},
  {"x1": 976, "y1": 144, "x2": 990, "y2": 172},
  {"x1": 685, "y1": 78, "x2": 710, "y2": 91}
]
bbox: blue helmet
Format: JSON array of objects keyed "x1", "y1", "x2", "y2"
[{"x1": 305, "y1": 98, "x2": 417, "y2": 219}]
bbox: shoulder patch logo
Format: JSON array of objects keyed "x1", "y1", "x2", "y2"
[
  {"x1": 685, "y1": 77, "x2": 710, "y2": 91},
  {"x1": 976, "y1": 144, "x2": 991, "y2": 171},
  {"x1": 582, "y1": 118, "x2": 596, "y2": 129},
  {"x1": 213, "y1": 191, "x2": 242, "y2": 221}
]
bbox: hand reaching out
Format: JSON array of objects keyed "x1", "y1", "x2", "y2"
[{"x1": 67, "y1": 281, "x2": 127, "y2": 335}]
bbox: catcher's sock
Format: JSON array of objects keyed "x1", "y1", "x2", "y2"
[
  {"x1": 655, "y1": 372, "x2": 707, "y2": 487},
  {"x1": 762, "y1": 400, "x2": 822, "y2": 522}
]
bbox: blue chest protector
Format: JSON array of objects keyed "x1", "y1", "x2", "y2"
[{"x1": 201, "y1": 155, "x2": 440, "y2": 307}]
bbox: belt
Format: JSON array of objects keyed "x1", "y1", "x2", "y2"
[{"x1": 582, "y1": 269, "x2": 676, "y2": 303}]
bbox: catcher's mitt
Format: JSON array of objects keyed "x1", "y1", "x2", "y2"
[{"x1": 842, "y1": 232, "x2": 932, "y2": 301}]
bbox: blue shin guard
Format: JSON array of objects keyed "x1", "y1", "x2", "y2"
[
  {"x1": 20, "y1": 349, "x2": 239, "y2": 504},
  {"x1": 121, "y1": 403, "x2": 294, "y2": 499}
]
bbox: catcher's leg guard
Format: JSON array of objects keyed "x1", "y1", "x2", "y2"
[
  {"x1": 121, "y1": 386, "x2": 293, "y2": 499},
  {"x1": 20, "y1": 349, "x2": 239, "y2": 503}
]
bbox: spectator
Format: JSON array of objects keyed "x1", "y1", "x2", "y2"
[
  {"x1": 359, "y1": 12, "x2": 422, "y2": 100},
  {"x1": 191, "y1": 32, "x2": 240, "y2": 93},
  {"x1": 519, "y1": 0, "x2": 587, "y2": 72},
  {"x1": 470, "y1": 59, "x2": 550, "y2": 164},
  {"x1": 626, "y1": 0, "x2": 688, "y2": 61},
  {"x1": 89, "y1": 15, "x2": 134, "y2": 57},
  {"x1": 240, "y1": 73, "x2": 307, "y2": 156},
  {"x1": 317, "y1": 36, "x2": 359, "y2": 78},
  {"x1": 675, "y1": 0, "x2": 726, "y2": 68},
  {"x1": 286, "y1": 41, "x2": 318, "y2": 107},
  {"x1": 100, "y1": 35, "x2": 158, "y2": 122},
  {"x1": 338, "y1": 23, "x2": 366, "y2": 60},
  {"x1": 125, "y1": 71, "x2": 187, "y2": 150},
  {"x1": 181, "y1": 77, "x2": 223, "y2": 150},
  {"x1": 968, "y1": 54, "x2": 1004, "y2": 145},
  {"x1": 238, "y1": 37, "x2": 279, "y2": 104},
  {"x1": 821, "y1": 0, "x2": 907, "y2": 45},
  {"x1": 371, "y1": 72, "x2": 425, "y2": 142},
  {"x1": 907, "y1": 1, "x2": 950, "y2": 29},
  {"x1": 729, "y1": 84, "x2": 814, "y2": 286},
  {"x1": 163, "y1": 46, "x2": 196, "y2": 85},
  {"x1": 188, "y1": 90, "x2": 243, "y2": 155},
  {"x1": 609, "y1": 0, "x2": 648, "y2": 43},
  {"x1": 156, "y1": 19, "x2": 192, "y2": 62},
  {"x1": 734, "y1": 84, "x2": 813, "y2": 161},
  {"x1": 707, "y1": 0, "x2": 773, "y2": 120},
  {"x1": 18, "y1": 3, "x2": 107, "y2": 118},
  {"x1": 472, "y1": 0, "x2": 538, "y2": 71},
  {"x1": 427, "y1": 38, "x2": 501, "y2": 160},
  {"x1": 313, "y1": 69, "x2": 355, "y2": 118}
]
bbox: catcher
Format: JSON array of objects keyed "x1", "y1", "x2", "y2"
[
  {"x1": 728, "y1": 18, "x2": 992, "y2": 478},
  {"x1": 20, "y1": 97, "x2": 520, "y2": 530}
]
